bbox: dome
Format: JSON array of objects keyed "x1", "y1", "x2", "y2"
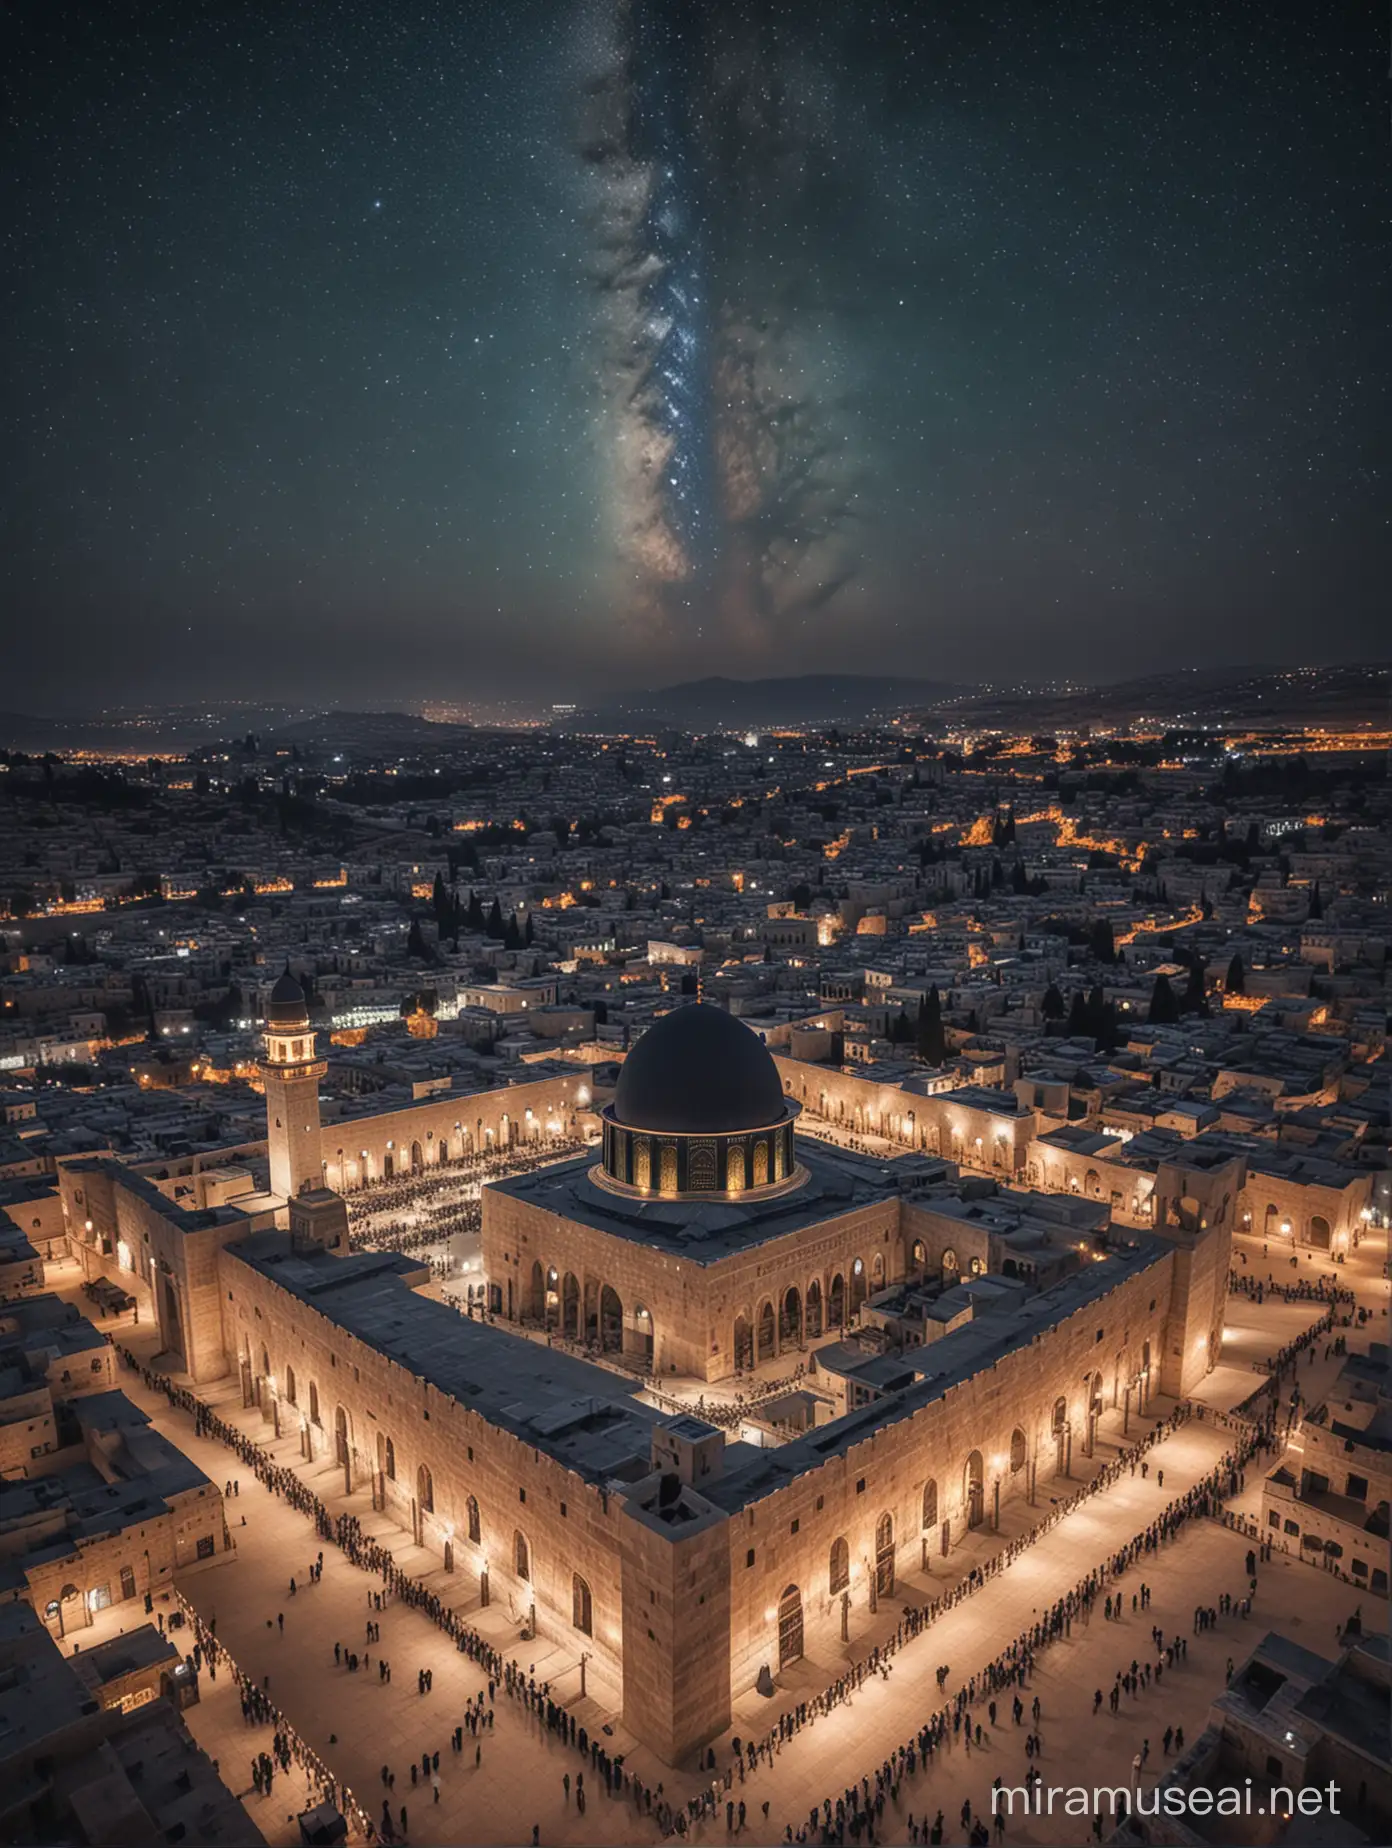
[
  {"x1": 613, "y1": 1004, "x2": 786, "y2": 1135},
  {"x1": 268, "y1": 967, "x2": 308, "y2": 1027}
]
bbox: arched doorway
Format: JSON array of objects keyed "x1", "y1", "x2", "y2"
[
  {"x1": 1086, "y1": 1371, "x2": 1104, "y2": 1454},
  {"x1": 757, "y1": 1300, "x2": 776, "y2": 1363},
  {"x1": 631, "y1": 1303, "x2": 654, "y2": 1364},
  {"x1": 1052, "y1": 1396, "x2": 1068, "y2": 1475},
  {"x1": 561, "y1": 1272, "x2": 580, "y2": 1338},
  {"x1": 777, "y1": 1585, "x2": 804, "y2": 1669},
  {"x1": 780, "y1": 1286, "x2": 801, "y2": 1348},
  {"x1": 411, "y1": 1140, "x2": 424, "y2": 1174},
  {"x1": 829, "y1": 1537, "x2": 849, "y2": 1595},
  {"x1": 334, "y1": 1405, "x2": 350, "y2": 1467},
  {"x1": 964, "y1": 1450, "x2": 984, "y2": 1529},
  {"x1": 828, "y1": 1273, "x2": 846, "y2": 1328},
  {"x1": 572, "y1": 1574, "x2": 593, "y2": 1636},
  {"x1": 599, "y1": 1284, "x2": 623, "y2": 1351},
  {"x1": 417, "y1": 1464, "x2": 433, "y2": 1512},
  {"x1": 583, "y1": 1279, "x2": 599, "y2": 1344},
  {"x1": 733, "y1": 1314, "x2": 753, "y2": 1371},
  {"x1": 921, "y1": 1479, "x2": 939, "y2": 1566},
  {"x1": 1010, "y1": 1427, "x2": 1026, "y2": 1474},
  {"x1": 849, "y1": 1259, "x2": 867, "y2": 1316},
  {"x1": 527, "y1": 1260, "x2": 545, "y2": 1320},
  {"x1": 871, "y1": 1253, "x2": 885, "y2": 1290},
  {"x1": 874, "y1": 1513, "x2": 895, "y2": 1597},
  {"x1": 1308, "y1": 1214, "x2": 1331, "y2": 1250},
  {"x1": 513, "y1": 1529, "x2": 530, "y2": 1582},
  {"x1": 805, "y1": 1279, "x2": 823, "y2": 1338},
  {"x1": 910, "y1": 1239, "x2": 926, "y2": 1274}
]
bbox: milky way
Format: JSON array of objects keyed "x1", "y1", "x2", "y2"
[{"x1": 582, "y1": 0, "x2": 860, "y2": 649}]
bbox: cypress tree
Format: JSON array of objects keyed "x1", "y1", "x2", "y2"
[
  {"x1": 917, "y1": 987, "x2": 946, "y2": 1065},
  {"x1": 1148, "y1": 973, "x2": 1180, "y2": 1024}
]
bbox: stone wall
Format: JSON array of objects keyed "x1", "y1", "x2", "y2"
[
  {"x1": 484, "y1": 1181, "x2": 903, "y2": 1381},
  {"x1": 220, "y1": 1252, "x2": 635, "y2": 1715},
  {"x1": 318, "y1": 1071, "x2": 593, "y2": 1191},
  {"x1": 723, "y1": 1250, "x2": 1176, "y2": 1697}
]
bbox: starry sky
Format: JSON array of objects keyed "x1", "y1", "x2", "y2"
[{"x1": 3, "y1": 0, "x2": 1387, "y2": 713}]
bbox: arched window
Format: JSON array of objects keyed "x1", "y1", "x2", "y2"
[
  {"x1": 688, "y1": 1141, "x2": 716, "y2": 1190},
  {"x1": 874, "y1": 1513, "x2": 895, "y2": 1597},
  {"x1": 514, "y1": 1529, "x2": 531, "y2": 1582},
  {"x1": 752, "y1": 1140, "x2": 769, "y2": 1186},
  {"x1": 942, "y1": 1247, "x2": 958, "y2": 1273},
  {"x1": 385, "y1": 1438, "x2": 396, "y2": 1481},
  {"x1": 1010, "y1": 1427, "x2": 1026, "y2": 1472},
  {"x1": 911, "y1": 1240, "x2": 926, "y2": 1270},
  {"x1": 417, "y1": 1464, "x2": 433, "y2": 1513},
  {"x1": 261, "y1": 1346, "x2": 270, "y2": 1377},
  {"x1": 829, "y1": 1536, "x2": 850, "y2": 1595},
  {"x1": 466, "y1": 1495, "x2": 480, "y2": 1544},
  {"x1": 726, "y1": 1146, "x2": 746, "y2": 1193},
  {"x1": 634, "y1": 1140, "x2": 651, "y2": 1190},
  {"x1": 659, "y1": 1143, "x2": 678, "y2": 1193},
  {"x1": 572, "y1": 1573, "x2": 593, "y2": 1636},
  {"x1": 922, "y1": 1480, "x2": 938, "y2": 1529},
  {"x1": 284, "y1": 1365, "x2": 296, "y2": 1405},
  {"x1": 1052, "y1": 1395, "x2": 1067, "y2": 1433},
  {"x1": 309, "y1": 1381, "x2": 320, "y2": 1426},
  {"x1": 777, "y1": 1584, "x2": 803, "y2": 1667}
]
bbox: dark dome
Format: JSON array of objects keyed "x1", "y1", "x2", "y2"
[
  {"x1": 268, "y1": 968, "x2": 308, "y2": 1026},
  {"x1": 613, "y1": 1004, "x2": 786, "y2": 1135}
]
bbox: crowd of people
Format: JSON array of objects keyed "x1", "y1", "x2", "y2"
[
  {"x1": 117, "y1": 1334, "x2": 1279, "y2": 1843},
  {"x1": 173, "y1": 1592, "x2": 377, "y2": 1839},
  {"x1": 707, "y1": 1421, "x2": 1279, "y2": 1846},
  {"x1": 345, "y1": 1142, "x2": 584, "y2": 1260},
  {"x1": 1227, "y1": 1266, "x2": 1355, "y2": 1311}
]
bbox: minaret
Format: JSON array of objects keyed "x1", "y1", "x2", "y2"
[{"x1": 261, "y1": 967, "x2": 325, "y2": 1199}]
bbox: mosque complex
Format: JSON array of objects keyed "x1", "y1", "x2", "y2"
[{"x1": 60, "y1": 981, "x2": 1248, "y2": 1761}]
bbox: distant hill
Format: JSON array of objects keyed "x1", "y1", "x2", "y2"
[
  {"x1": 583, "y1": 674, "x2": 971, "y2": 729},
  {"x1": 267, "y1": 710, "x2": 475, "y2": 747}
]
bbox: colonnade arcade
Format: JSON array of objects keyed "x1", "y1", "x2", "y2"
[
  {"x1": 322, "y1": 1107, "x2": 578, "y2": 1191},
  {"x1": 518, "y1": 1261, "x2": 654, "y2": 1364}
]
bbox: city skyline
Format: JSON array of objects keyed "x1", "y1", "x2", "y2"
[{"x1": 4, "y1": 1, "x2": 1389, "y2": 706}]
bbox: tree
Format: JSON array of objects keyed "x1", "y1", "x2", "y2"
[
  {"x1": 1308, "y1": 881, "x2": 1323, "y2": 919},
  {"x1": 431, "y1": 871, "x2": 449, "y2": 926},
  {"x1": 503, "y1": 912, "x2": 522, "y2": 952},
  {"x1": 486, "y1": 898, "x2": 504, "y2": 938},
  {"x1": 1067, "y1": 990, "x2": 1089, "y2": 1037},
  {"x1": 524, "y1": 911, "x2": 535, "y2": 947},
  {"x1": 1041, "y1": 982, "x2": 1065, "y2": 1022},
  {"x1": 917, "y1": 987, "x2": 946, "y2": 1065},
  {"x1": 1181, "y1": 960, "x2": 1209, "y2": 1017},
  {"x1": 406, "y1": 916, "x2": 431, "y2": 960},
  {"x1": 1225, "y1": 952, "x2": 1245, "y2": 995},
  {"x1": 1088, "y1": 918, "x2": 1116, "y2": 963},
  {"x1": 466, "y1": 890, "x2": 485, "y2": 933},
  {"x1": 1147, "y1": 973, "x2": 1180, "y2": 1024}
]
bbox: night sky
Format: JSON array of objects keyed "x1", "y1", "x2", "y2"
[{"x1": 3, "y1": 0, "x2": 1387, "y2": 713}]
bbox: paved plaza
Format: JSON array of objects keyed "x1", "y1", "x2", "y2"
[{"x1": 45, "y1": 1229, "x2": 1387, "y2": 1846}]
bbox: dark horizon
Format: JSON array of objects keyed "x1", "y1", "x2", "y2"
[{"x1": 4, "y1": 0, "x2": 1388, "y2": 712}]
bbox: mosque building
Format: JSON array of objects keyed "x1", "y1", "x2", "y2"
[{"x1": 58, "y1": 990, "x2": 1235, "y2": 1761}]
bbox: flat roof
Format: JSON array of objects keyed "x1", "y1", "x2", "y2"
[
  {"x1": 229, "y1": 1235, "x2": 663, "y2": 1486},
  {"x1": 487, "y1": 1139, "x2": 902, "y2": 1266}
]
